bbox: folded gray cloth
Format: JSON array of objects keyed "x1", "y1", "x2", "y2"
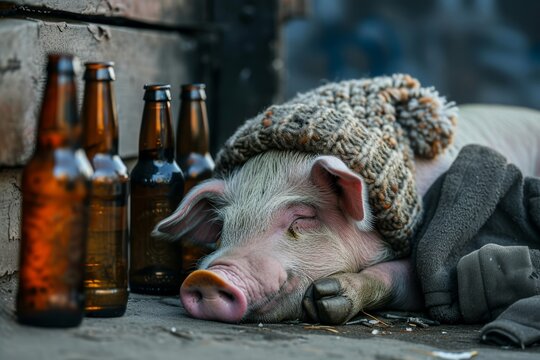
[
  {"x1": 412, "y1": 144, "x2": 540, "y2": 324},
  {"x1": 457, "y1": 244, "x2": 540, "y2": 323},
  {"x1": 480, "y1": 295, "x2": 540, "y2": 349}
]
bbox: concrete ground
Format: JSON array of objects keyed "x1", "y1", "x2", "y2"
[{"x1": 1, "y1": 275, "x2": 538, "y2": 360}]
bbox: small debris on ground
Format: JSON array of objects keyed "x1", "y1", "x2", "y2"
[
  {"x1": 370, "y1": 329, "x2": 392, "y2": 335},
  {"x1": 345, "y1": 318, "x2": 373, "y2": 327},
  {"x1": 382, "y1": 313, "x2": 440, "y2": 327},
  {"x1": 166, "y1": 327, "x2": 195, "y2": 341},
  {"x1": 303, "y1": 325, "x2": 339, "y2": 334},
  {"x1": 429, "y1": 350, "x2": 478, "y2": 360},
  {"x1": 361, "y1": 311, "x2": 391, "y2": 327}
]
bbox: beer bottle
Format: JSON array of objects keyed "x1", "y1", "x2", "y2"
[
  {"x1": 81, "y1": 62, "x2": 129, "y2": 317},
  {"x1": 16, "y1": 54, "x2": 93, "y2": 327},
  {"x1": 130, "y1": 84, "x2": 185, "y2": 295},
  {"x1": 176, "y1": 83, "x2": 215, "y2": 281}
]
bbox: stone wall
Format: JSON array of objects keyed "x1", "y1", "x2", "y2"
[
  {"x1": 0, "y1": 170, "x2": 21, "y2": 276},
  {"x1": 0, "y1": 0, "x2": 208, "y2": 276}
]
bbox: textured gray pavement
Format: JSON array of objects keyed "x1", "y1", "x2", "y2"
[{"x1": 1, "y1": 275, "x2": 538, "y2": 360}]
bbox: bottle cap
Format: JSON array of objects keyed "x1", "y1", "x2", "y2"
[
  {"x1": 180, "y1": 83, "x2": 206, "y2": 100},
  {"x1": 84, "y1": 62, "x2": 116, "y2": 81},
  {"x1": 46, "y1": 54, "x2": 79, "y2": 75},
  {"x1": 144, "y1": 84, "x2": 172, "y2": 102}
]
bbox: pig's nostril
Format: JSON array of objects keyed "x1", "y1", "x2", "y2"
[
  {"x1": 219, "y1": 290, "x2": 235, "y2": 302},
  {"x1": 192, "y1": 290, "x2": 203, "y2": 303}
]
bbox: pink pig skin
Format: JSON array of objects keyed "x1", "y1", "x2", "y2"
[{"x1": 155, "y1": 105, "x2": 540, "y2": 324}]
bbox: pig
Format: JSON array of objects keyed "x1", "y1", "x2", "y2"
[{"x1": 154, "y1": 105, "x2": 540, "y2": 325}]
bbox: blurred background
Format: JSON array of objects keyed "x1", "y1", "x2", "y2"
[{"x1": 283, "y1": 0, "x2": 540, "y2": 108}]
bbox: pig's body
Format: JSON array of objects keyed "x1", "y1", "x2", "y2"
[
  {"x1": 415, "y1": 105, "x2": 540, "y2": 195},
  {"x1": 156, "y1": 104, "x2": 540, "y2": 324}
]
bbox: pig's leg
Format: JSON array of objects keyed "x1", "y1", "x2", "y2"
[{"x1": 302, "y1": 259, "x2": 422, "y2": 324}]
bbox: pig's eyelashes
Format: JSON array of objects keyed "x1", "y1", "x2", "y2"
[
  {"x1": 287, "y1": 227, "x2": 299, "y2": 240},
  {"x1": 288, "y1": 216, "x2": 319, "y2": 239}
]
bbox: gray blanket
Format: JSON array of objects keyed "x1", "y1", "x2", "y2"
[{"x1": 412, "y1": 144, "x2": 540, "y2": 347}]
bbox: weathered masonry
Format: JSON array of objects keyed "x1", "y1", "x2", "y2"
[{"x1": 0, "y1": 0, "x2": 305, "y2": 277}]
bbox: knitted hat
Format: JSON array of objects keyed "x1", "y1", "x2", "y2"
[{"x1": 215, "y1": 74, "x2": 458, "y2": 258}]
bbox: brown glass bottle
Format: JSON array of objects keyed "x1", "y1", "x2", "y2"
[
  {"x1": 81, "y1": 62, "x2": 129, "y2": 317},
  {"x1": 176, "y1": 84, "x2": 216, "y2": 281},
  {"x1": 130, "y1": 84, "x2": 185, "y2": 295},
  {"x1": 16, "y1": 54, "x2": 93, "y2": 328}
]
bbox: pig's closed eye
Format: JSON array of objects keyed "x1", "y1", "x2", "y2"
[{"x1": 288, "y1": 217, "x2": 319, "y2": 239}]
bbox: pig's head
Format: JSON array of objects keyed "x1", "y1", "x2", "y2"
[{"x1": 154, "y1": 151, "x2": 392, "y2": 323}]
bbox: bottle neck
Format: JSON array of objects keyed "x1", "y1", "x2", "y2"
[
  {"x1": 81, "y1": 80, "x2": 119, "y2": 159},
  {"x1": 177, "y1": 99, "x2": 210, "y2": 156},
  {"x1": 139, "y1": 101, "x2": 175, "y2": 161},
  {"x1": 36, "y1": 73, "x2": 80, "y2": 150}
]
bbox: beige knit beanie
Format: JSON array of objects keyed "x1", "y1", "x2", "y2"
[{"x1": 215, "y1": 74, "x2": 458, "y2": 257}]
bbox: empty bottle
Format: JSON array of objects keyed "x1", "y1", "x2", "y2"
[
  {"x1": 81, "y1": 62, "x2": 129, "y2": 317},
  {"x1": 176, "y1": 83, "x2": 215, "y2": 280},
  {"x1": 16, "y1": 54, "x2": 93, "y2": 327},
  {"x1": 129, "y1": 84, "x2": 185, "y2": 295}
]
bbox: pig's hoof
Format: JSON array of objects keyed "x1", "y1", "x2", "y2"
[{"x1": 302, "y1": 278, "x2": 353, "y2": 325}]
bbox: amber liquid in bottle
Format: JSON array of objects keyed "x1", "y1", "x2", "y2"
[
  {"x1": 81, "y1": 62, "x2": 129, "y2": 317},
  {"x1": 16, "y1": 54, "x2": 93, "y2": 328},
  {"x1": 130, "y1": 84, "x2": 185, "y2": 295},
  {"x1": 176, "y1": 84, "x2": 216, "y2": 281}
]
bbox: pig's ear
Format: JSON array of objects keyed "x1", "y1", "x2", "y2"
[
  {"x1": 152, "y1": 179, "x2": 224, "y2": 243},
  {"x1": 310, "y1": 156, "x2": 372, "y2": 230}
]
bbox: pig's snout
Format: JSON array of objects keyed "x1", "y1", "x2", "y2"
[{"x1": 180, "y1": 270, "x2": 248, "y2": 323}]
